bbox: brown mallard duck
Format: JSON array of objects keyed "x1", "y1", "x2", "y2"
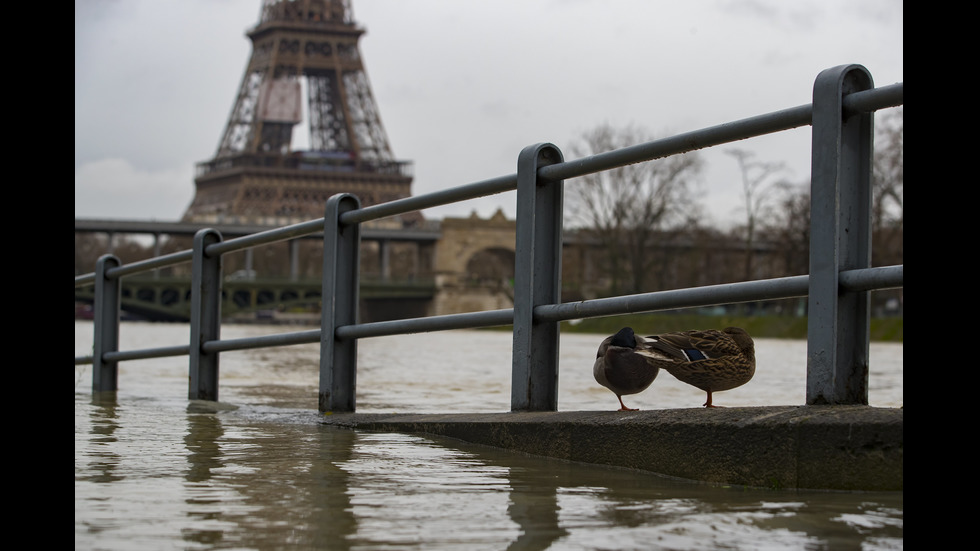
[
  {"x1": 593, "y1": 327, "x2": 661, "y2": 411},
  {"x1": 634, "y1": 327, "x2": 756, "y2": 408}
]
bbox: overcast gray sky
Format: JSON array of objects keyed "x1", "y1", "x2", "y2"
[{"x1": 75, "y1": 0, "x2": 903, "y2": 227}]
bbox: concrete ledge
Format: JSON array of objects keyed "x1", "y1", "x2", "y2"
[{"x1": 320, "y1": 405, "x2": 903, "y2": 491}]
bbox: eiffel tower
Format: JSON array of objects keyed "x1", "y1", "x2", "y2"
[{"x1": 184, "y1": 0, "x2": 418, "y2": 227}]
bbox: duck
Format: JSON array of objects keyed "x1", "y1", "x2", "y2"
[
  {"x1": 593, "y1": 327, "x2": 661, "y2": 411},
  {"x1": 633, "y1": 327, "x2": 756, "y2": 408}
]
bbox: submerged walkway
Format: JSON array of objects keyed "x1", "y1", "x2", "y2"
[{"x1": 320, "y1": 405, "x2": 903, "y2": 491}]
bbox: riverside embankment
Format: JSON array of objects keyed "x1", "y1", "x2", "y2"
[{"x1": 321, "y1": 405, "x2": 903, "y2": 491}]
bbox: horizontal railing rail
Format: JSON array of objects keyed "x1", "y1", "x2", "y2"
[{"x1": 75, "y1": 64, "x2": 903, "y2": 413}]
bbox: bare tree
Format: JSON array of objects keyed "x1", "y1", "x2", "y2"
[
  {"x1": 770, "y1": 180, "x2": 811, "y2": 277},
  {"x1": 726, "y1": 149, "x2": 787, "y2": 281},
  {"x1": 873, "y1": 107, "x2": 903, "y2": 226},
  {"x1": 75, "y1": 233, "x2": 109, "y2": 275},
  {"x1": 565, "y1": 123, "x2": 703, "y2": 295},
  {"x1": 871, "y1": 107, "x2": 903, "y2": 314},
  {"x1": 872, "y1": 107, "x2": 903, "y2": 263}
]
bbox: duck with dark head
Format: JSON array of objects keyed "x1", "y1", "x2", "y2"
[{"x1": 592, "y1": 327, "x2": 660, "y2": 411}]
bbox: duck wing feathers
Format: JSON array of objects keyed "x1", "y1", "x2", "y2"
[
  {"x1": 634, "y1": 327, "x2": 756, "y2": 393},
  {"x1": 642, "y1": 329, "x2": 746, "y2": 362}
]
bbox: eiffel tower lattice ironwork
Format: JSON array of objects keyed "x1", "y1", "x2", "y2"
[{"x1": 184, "y1": 0, "x2": 417, "y2": 226}]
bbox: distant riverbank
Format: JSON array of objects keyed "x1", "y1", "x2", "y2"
[{"x1": 559, "y1": 313, "x2": 903, "y2": 342}]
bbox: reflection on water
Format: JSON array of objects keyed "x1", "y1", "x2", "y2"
[{"x1": 75, "y1": 321, "x2": 902, "y2": 549}]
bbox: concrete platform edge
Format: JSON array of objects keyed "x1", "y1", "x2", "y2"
[{"x1": 319, "y1": 405, "x2": 903, "y2": 491}]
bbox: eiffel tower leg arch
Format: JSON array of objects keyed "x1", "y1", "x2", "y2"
[{"x1": 185, "y1": 0, "x2": 419, "y2": 228}]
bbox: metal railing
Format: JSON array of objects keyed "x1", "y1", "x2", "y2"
[{"x1": 75, "y1": 64, "x2": 904, "y2": 412}]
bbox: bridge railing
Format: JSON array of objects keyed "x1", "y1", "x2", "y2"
[{"x1": 75, "y1": 64, "x2": 903, "y2": 412}]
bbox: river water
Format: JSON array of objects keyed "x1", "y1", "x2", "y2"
[{"x1": 75, "y1": 321, "x2": 903, "y2": 550}]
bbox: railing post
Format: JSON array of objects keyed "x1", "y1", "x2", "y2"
[
  {"x1": 512, "y1": 143, "x2": 564, "y2": 411},
  {"x1": 92, "y1": 254, "x2": 121, "y2": 393},
  {"x1": 189, "y1": 228, "x2": 223, "y2": 401},
  {"x1": 807, "y1": 64, "x2": 874, "y2": 405},
  {"x1": 320, "y1": 193, "x2": 361, "y2": 413}
]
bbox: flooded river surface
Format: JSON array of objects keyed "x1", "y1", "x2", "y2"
[{"x1": 75, "y1": 321, "x2": 903, "y2": 550}]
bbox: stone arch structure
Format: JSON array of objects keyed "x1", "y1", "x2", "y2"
[{"x1": 431, "y1": 209, "x2": 517, "y2": 315}]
